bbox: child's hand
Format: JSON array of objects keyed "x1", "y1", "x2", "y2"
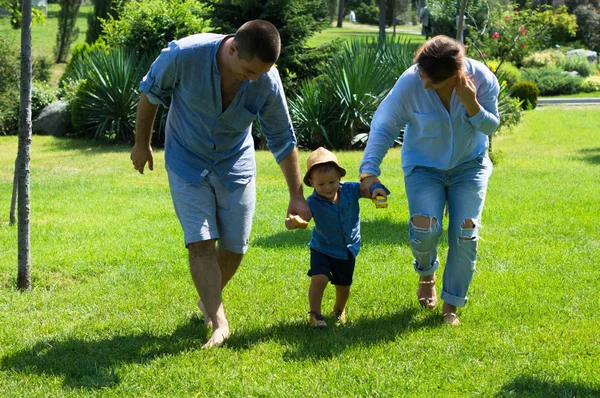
[
  {"x1": 371, "y1": 187, "x2": 387, "y2": 201},
  {"x1": 285, "y1": 214, "x2": 309, "y2": 230}
]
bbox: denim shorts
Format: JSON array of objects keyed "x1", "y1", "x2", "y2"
[
  {"x1": 167, "y1": 168, "x2": 255, "y2": 253},
  {"x1": 308, "y1": 249, "x2": 356, "y2": 286}
]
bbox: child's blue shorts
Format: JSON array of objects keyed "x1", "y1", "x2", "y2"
[{"x1": 308, "y1": 248, "x2": 356, "y2": 286}]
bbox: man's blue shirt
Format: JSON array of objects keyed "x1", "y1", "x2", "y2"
[
  {"x1": 307, "y1": 182, "x2": 362, "y2": 260},
  {"x1": 139, "y1": 33, "x2": 296, "y2": 190}
]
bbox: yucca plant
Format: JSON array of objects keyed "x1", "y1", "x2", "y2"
[
  {"x1": 288, "y1": 78, "x2": 340, "y2": 149},
  {"x1": 289, "y1": 37, "x2": 415, "y2": 150},
  {"x1": 70, "y1": 47, "x2": 154, "y2": 143}
]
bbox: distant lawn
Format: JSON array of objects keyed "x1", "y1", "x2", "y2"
[
  {"x1": 0, "y1": 107, "x2": 599, "y2": 396},
  {"x1": 308, "y1": 23, "x2": 425, "y2": 47},
  {"x1": 543, "y1": 90, "x2": 600, "y2": 98},
  {"x1": 0, "y1": 4, "x2": 92, "y2": 86},
  {"x1": 0, "y1": 4, "x2": 91, "y2": 60}
]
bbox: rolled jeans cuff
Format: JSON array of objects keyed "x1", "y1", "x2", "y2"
[
  {"x1": 441, "y1": 289, "x2": 467, "y2": 308},
  {"x1": 413, "y1": 258, "x2": 439, "y2": 276}
]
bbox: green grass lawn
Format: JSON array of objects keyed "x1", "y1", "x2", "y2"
[
  {"x1": 0, "y1": 4, "x2": 92, "y2": 85},
  {"x1": 1, "y1": 107, "x2": 599, "y2": 396},
  {"x1": 543, "y1": 90, "x2": 600, "y2": 98},
  {"x1": 308, "y1": 23, "x2": 425, "y2": 47},
  {"x1": 0, "y1": 4, "x2": 91, "y2": 59}
]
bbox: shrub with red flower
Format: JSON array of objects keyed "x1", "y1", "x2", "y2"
[{"x1": 466, "y1": 4, "x2": 577, "y2": 67}]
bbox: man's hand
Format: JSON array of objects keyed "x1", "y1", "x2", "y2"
[
  {"x1": 130, "y1": 143, "x2": 154, "y2": 174},
  {"x1": 285, "y1": 196, "x2": 311, "y2": 230}
]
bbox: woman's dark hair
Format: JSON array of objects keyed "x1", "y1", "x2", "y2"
[
  {"x1": 234, "y1": 20, "x2": 281, "y2": 64},
  {"x1": 413, "y1": 35, "x2": 464, "y2": 83}
]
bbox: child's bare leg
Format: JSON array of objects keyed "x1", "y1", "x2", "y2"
[
  {"x1": 334, "y1": 285, "x2": 350, "y2": 312},
  {"x1": 308, "y1": 274, "x2": 329, "y2": 314}
]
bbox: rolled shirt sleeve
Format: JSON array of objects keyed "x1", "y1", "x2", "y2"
[
  {"x1": 258, "y1": 68, "x2": 297, "y2": 164},
  {"x1": 139, "y1": 42, "x2": 180, "y2": 106},
  {"x1": 468, "y1": 72, "x2": 500, "y2": 136}
]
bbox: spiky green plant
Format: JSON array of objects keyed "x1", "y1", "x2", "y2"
[{"x1": 70, "y1": 48, "x2": 153, "y2": 143}]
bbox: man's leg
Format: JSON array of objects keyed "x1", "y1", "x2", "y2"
[
  {"x1": 216, "y1": 246, "x2": 244, "y2": 290},
  {"x1": 188, "y1": 239, "x2": 230, "y2": 349}
]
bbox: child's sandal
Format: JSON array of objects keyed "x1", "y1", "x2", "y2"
[{"x1": 308, "y1": 311, "x2": 327, "y2": 328}]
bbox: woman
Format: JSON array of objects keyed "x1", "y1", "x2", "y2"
[{"x1": 359, "y1": 35, "x2": 500, "y2": 325}]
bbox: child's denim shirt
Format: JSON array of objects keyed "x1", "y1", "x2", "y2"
[{"x1": 306, "y1": 182, "x2": 361, "y2": 260}]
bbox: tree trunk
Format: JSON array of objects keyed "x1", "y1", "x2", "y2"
[
  {"x1": 17, "y1": 0, "x2": 33, "y2": 291},
  {"x1": 336, "y1": 0, "x2": 344, "y2": 28},
  {"x1": 457, "y1": 0, "x2": 468, "y2": 44},
  {"x1": 9, "y1": 157, "x2": 18, "y2": 226},
  {"x1": 379, "y1": 0, "x2": 386, "y2": 43}
]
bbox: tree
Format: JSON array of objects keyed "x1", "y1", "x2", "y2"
[
  {"x1": 17, "y1": 0, "x2": 33, "y2": 290},
  {"x1": 54, "y1": 0, "x2": 82, "y2": 63},
  {"x1": 379, "y1": 0, "x2": 386, "y2": 42},
  {"x1": 86, "y1": 0, "x2": 117, "y2": 44},
  {"x1": 337, "y1": 0, "x2": 345, "y2": 27},
  {"x1": 205, "y1": 0, "x2": 330, "y2": 93}
]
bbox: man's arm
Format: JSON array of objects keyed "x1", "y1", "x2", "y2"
[
  {"x1": 279, "y1": 147, "x2": 311, "y2": 228},
  {"x1": 130, "y1": 93, "x2": 159, "y2": 174}
]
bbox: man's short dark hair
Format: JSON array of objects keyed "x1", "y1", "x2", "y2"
[{"x1": 234, "y1": 20, "x2": 281, "y2": 64}]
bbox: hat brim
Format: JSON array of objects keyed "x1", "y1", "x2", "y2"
[{"x1": 303, "y1": 162, "x2": 347, "y2": 187}]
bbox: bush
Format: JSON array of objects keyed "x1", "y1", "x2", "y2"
[
  {"x1": 522, "y1": 50, "x2": 566, "y2": 69},
  {"x1": 0, "y1": 37, "x2": 19, "y2": 95},
  {"x1": 33, "y1": 56, "x2": 53, "y2": 83},
  {"x1": 522, "y1": 67, "x2": 584, "y2": 95},
  {"x1": 487, "y1": 60, "x2": 521, "y2": 87},
  {"x1": 559, "y1": 54, "x2": 595, "y2": 77},
  {"x1": 70, "y1": 48, "x2": 154, "y2": 143},
  {"x1": 497, "y1": 79, "x2": 523, "y2": 131},
  {"x1": 205, "y1": 0, "x2": 330, "y2": 94},
  {"x1": 356, "y1": 1, "x2": 379, "y2": 25},
  {"x1": 101, "y1": 0, "x2": 211, "y2": 58},
  {"x1": 58, "y1": 41, "x2": 110, "y2": 94},
  {"x1": 510, "y1": 81, "x2": 540, "y2": 109},
  {"x1": 0, "y1": 83, "x2": 57, "y2": 136},
  {"x1": 289, "y1": 37, "x2": 414, "y2": 150},
  {"x1": 582, "y1": 75, "x2": 600, "y2": 92}
]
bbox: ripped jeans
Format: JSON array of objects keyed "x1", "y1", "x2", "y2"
[{"x1": 404, "y1": 155, "x2": 493, "y2": 307}]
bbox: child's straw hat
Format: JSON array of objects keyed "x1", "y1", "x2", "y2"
[{"x1": 303, "y1": 147, "x2": 347, "y2": 187}]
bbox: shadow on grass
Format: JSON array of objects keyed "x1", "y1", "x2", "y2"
[
  {"x1": 43, "y1": 137, "x2": 132, "y2": 154},
  {"x1": 0, "y1": 316, "x2": 206, "y2": 390},
  {"x1": 227, "y1": 307, "x2": 439, "y2": 361},
  {"x1": 497, "y1": 375, "x2": 600, "y2": 397},
  {"x1": 252, "y1": 219, "x2": 410, "y2": 248},
  {"x1": 579, "y1": 147, "x2": 600, "y2": 165}
]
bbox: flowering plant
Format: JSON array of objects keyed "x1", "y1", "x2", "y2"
[{"x1": 465, "y1": 4, "x2": 576, "y2": 68}]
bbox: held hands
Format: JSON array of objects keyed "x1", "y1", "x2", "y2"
[
  {"x1": 285, "y1": 196, "x2": 311, "y2": 230},
  {"x1": 130, "y1": 143, "x2": 154, "y2": 174}
]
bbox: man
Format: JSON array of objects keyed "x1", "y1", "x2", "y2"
[{"x1": 130, "y1": 20, "x2": 311, "y2": 348}]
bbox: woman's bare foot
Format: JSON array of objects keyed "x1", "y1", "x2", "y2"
[
  {"x1": 197, "y1": 299, "x2": 212, "y2": 327},
  {"x1": 442, "y1": 302, "x2": 460, "y2": 326},
  {"x1": 417, "y1": 274, "x2": 437, "y2": 309},
  {"x1": 202, "y1": 324, "x2": 230, "y2": 349}
]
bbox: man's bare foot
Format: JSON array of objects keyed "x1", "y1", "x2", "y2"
[
  {"x1": 197, "y1": 299, "x2": 212, "y2": 327},
  {"x1": 201, "y1": 326, "x2": 230, "y2": 349},
  {"x1": 417, "y1": 274, "x2": 437, "y2": 309}
]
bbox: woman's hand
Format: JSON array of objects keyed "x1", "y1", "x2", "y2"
[
  {"x1": 455, "y1": 74, "x2": 480, "y2": 117},
  {"x1": 360, "y1": 175, "x2": 381, "y2": 199}
]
